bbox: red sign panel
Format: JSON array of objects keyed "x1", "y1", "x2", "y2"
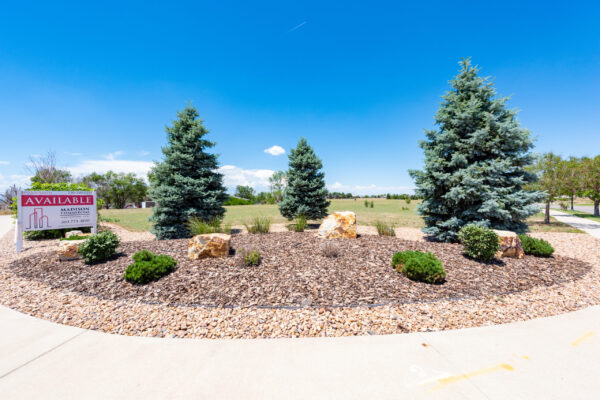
[{"x1": 21, "y1": 195, "x2": 95, "y2": 207}]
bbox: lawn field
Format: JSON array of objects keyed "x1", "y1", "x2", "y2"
[
  {"x1": 100, "y1": 199, "x2": 581, "y2": 234},
  {"x1": 100, "y1": 199, "x2": 423, "y2": 231}
]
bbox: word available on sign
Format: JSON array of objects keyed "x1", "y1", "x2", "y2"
[{"x1": 14, "y1": 190, "x2": 98, "y2": 253}]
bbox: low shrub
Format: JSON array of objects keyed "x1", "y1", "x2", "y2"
[
  {"x1": 370, "y1": 201, "x2": 374, "y2": 208},
  {"x1": 290, "y1": 215, "x2": 307, "y2": 232},
  {"x1": 124, "y1": 250, "x2": 177, "y2": 284},
  {"x1": 244, "y1": 216, "x2": 271, "y2": 234},
  {"x1": 78, "y1": 231, "x2": 120, "y2": 264},
  {"x1": 187, "y1": 217, "x2": 231, "y2": 235},
  {"x1": 364, "y1": 200, "x2": 369, "y2": 208},
  {"x1": 405, "y1": 198, "x2": 412, "y2": 205},
  {"x1": 391, "y1": 250, "x2": 445, "y2": 284},
  {"x1": 458, "y1": 225, "x2": 499, "y2": 261},
  {"x1": 374, "y1": 220, "x2": 395, "y2": 236},
  {"x1": 243, "y1": 249, "x2": 261, "y2": 266},
  {"x1": 320, "y1": 241, "x2": 340, "y2": 258},
  {"x1": 391, "y1": 250, "x2": 421, "y2": 267},
  {"x1": 518, "y1": 234, "x2": 555, "y2": 257}
]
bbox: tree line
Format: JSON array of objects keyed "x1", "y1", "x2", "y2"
[{"x1": 531, "y1": 154, "x2": 600, "y2": 218}]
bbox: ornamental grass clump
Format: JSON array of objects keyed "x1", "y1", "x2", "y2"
[
  {"x1": 320, "y1": 241, "x2": 340, "y2": 258},
  {"x1": 391, "y1": 250, "x2": 445, "y2": 284},
  {"x1": 78, "y1": 231, "x2": 120, "y2": 264},
  {"x1": 289, "y1": 215, "x2": 307, "y2": 232},
  {"x1": 124, "y1": 250, "x2": 177, "y2": 284},
  {"x1": 518, "y1": 234, "x2": 555, "y2": 257},
  {"x1": 374, "y1": 220, "x2": 395, "y2": 236},
  {"x1": 458, "y1": 225, "x2": 499, "y2": 261},
  {"x1": 187, "y1": 217, "x2": 231, "y2": 235},
  {"x1": 244, "y1": 216, "x2": 271, "y2": 234}
]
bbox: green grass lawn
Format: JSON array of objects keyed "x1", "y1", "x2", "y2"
[
  {"x1": 559, "y1": 209, "x2": 600, "y2": 223},
  {"x1": 100, "y1": 199, "x2": 423, "y2": 231},
  {"x1": 100, "y1": 200, "x2": 581, "y2": 234}
]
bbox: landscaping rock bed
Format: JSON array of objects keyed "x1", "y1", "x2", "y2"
[{"x1": 8, "y1": 232, "x2": 591, "y2": 308}]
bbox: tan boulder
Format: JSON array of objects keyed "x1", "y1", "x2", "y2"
[
  {"x1": 493, "y1": 230, "x2": 525, "y2": 259},
  {"x1": 65, "y1": 230, "x2": 83, "y2": 238},
  {"x1": 317, "y1": 211, "x2": 357, "y2": 239},
  {"x1": 188, "y1": 233, "x2": 231, "y2": 259},
  {"x1": 57, "y1": 240, "x2": 86, "y2": 261}
]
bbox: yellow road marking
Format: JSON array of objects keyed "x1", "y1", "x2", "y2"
[
  {"x1": 428, "y1": 363, "x2": 515, "y2": 391},
  {"x1": 571, "y1": 331, "x2": 596, "y2": 346}
]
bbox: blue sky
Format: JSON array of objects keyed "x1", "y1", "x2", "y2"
[{"x1": 0, "y1": 1, "x2": 599, "y2": 194}]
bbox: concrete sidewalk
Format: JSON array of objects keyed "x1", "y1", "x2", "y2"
[
  {"x1": 1, "y1": 305, "x2": 599, "y2": 399},
  {"x1": 550, "y1": 209, "x2": 600, "y2": 239},
  {"x1": 0, "y1": 215, "x2": 13, "y2": 240}
]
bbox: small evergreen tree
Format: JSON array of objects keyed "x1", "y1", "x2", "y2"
[
  {"x1": 150, "y1": 106, "x2": 228, "y2": 239},
  {"x1": 279, "y1": 138, "x2": 330, "y2": 220},
  {"x1": 409, "y1": 59, "x2": 544, "y2": 242}
]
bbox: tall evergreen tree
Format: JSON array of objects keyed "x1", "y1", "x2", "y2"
[
  {"x1": 409, "y1": 59, "x2": 543, "y2": 242},
  {"x1": 279, "y1": 138, "x2": 330, "y2": 220},
  {"x1": 150, "y1": 106, "x2": 228, "y2": 239}
]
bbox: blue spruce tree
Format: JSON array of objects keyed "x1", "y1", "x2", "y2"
[
  {"x1": 150, "y1": 106, "x2": 228, "y2": 239},
  {"x1": 409, "y1": 59, "x2": 543, "y2": 242},
  {"x1": 279, "y1": 138, "x2": 330, "y2": 220}
]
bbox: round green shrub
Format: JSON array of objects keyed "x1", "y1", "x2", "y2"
[
  {"x1": 391, "y1": 250, "x2": 446, "y2": 284},
  {"x1": 78, "y1": 231, "x2": 120, "y2": 264},
  {"x1": 391, "y1": 250, "x2": 421, "y2": 267},
  {"x1": 124, "y1": 250, "x2": 177, "y2": 284},
  {"x1": 132, "y1": 249, "x2": 155, "y2": 263},
  {"x1": 458, "y1": 225, "x2": 499, "y2": 261},
  {"x1": 518, "y1": 234, "x2": 554, "y2": 257},
  {"x1": 403, "y1": 254, "x2": 446, "y2": 284}
]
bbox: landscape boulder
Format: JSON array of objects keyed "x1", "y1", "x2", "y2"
[
  {"x1": 317, "y1": 211, "x2": 357, "y2": 239},
  {"x1": 57, "y1": 239, "x2": 86, "y2": 261},
  {"x1": 493, "y1": 230, "x2": 525, "y2": 259},
  {"x1": 65, "y1": 230, "x2": 83, "y2": 238},
  {"x1": 188, "y1": 233, "x2": 231, "y2": 259}
]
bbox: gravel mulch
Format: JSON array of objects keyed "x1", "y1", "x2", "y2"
[
  {"x1": 8, "y1": 233, "x2": 591, "y2": 308},
  {"x1": 0, "y1": 225, "x2": 599, "y2": 339}
]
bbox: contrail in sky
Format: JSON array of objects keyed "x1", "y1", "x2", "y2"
[{"x1": 287, "y1": 21, "x2": 306, "y2": 33}]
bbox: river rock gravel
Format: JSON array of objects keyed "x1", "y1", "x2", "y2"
[{"x1": 0, "y1": 224, "x2": 599, "y2": 339}]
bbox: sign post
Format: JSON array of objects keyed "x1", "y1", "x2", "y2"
[{"x1": 15, "y1": 190, "x2": 97, "y2": 253}]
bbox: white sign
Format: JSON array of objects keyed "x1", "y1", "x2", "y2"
[{"x1": 15, "y1": 190, "x2": 97, "y2": 253}]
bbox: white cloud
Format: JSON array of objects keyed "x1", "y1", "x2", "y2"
[
  {"x1": 0, "y1": 173, "x2": 31, "y2": 191},
  {"x1": 327, "y1": 182, "x2": 415, "y2": 196},
  {"x1": 0, "y1": 161, "x2": 9, "y2": 165},
  {"x1": 264, "y1": 145, "x2": 286, "y2": 156},
  {"x1": 139, "y1": 150, "x2": 150, "y2": 156},
  {"x1": 66, "y1": 159, "x2": 154, "y2": 179},
  {"x1": 218, "y1": 165, "x2": 274, "y2": 189},
  {"x1": 104, "y1": 151, "x2": 125, "y2": 161}
]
